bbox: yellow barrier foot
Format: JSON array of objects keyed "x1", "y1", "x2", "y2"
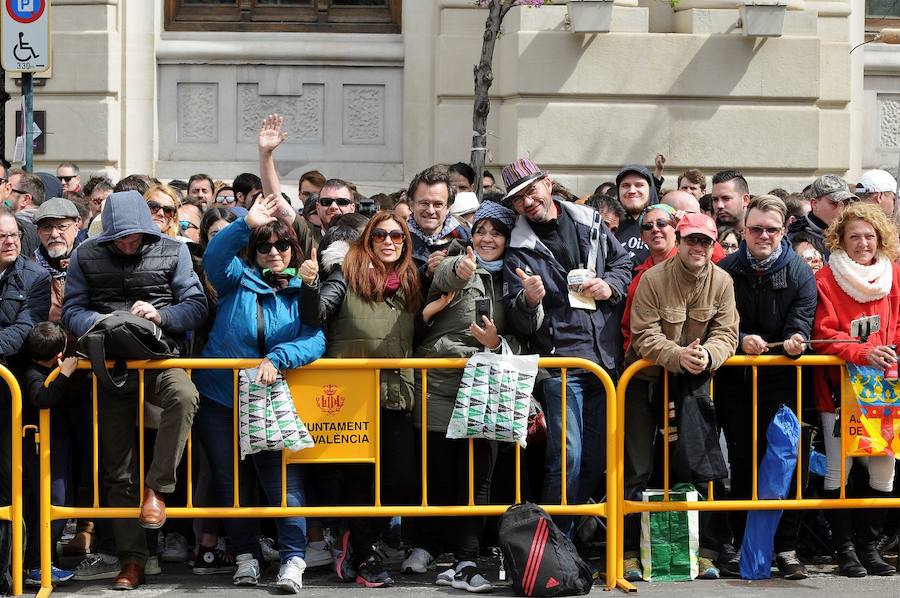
[
  {"x1": 616, "y1": 578, "x2": 637, "y2": 593},
  {"x1": 36, "y1": 585, "x2": 53, "y2": 598}
]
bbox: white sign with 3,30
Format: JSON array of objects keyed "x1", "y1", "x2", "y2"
[{"x1": 2, "y1": 0, "x2": 50, "y2": 73}]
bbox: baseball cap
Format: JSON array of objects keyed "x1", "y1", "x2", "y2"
[
  {"x1": 34, "y1": 198, "x2": 79, "y2": 224},
  {"x1": 676, "y1": 212, "x2": 717, "y2": 240},
  {"x1": 502, "y1": 158, "x2": 545, "y2": 199},
  {"x1": 450, "y1": 192, "x2": 480, "y2": 217},
  {"x1": 810, "y1": 174, "x2": 858, "y2": 203},
  {"x1": 856, "y1": 169, "x2": 898, "y2": 194}
]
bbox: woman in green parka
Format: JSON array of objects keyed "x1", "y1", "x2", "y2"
[
  {"x1": 406, "y1": 201, "x2": 543, "y2": 593},
  {"x1": 304, "y1": 210, "x2": 422, "y2": 588}
]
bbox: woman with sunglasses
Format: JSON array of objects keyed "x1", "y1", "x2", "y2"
[
  {"x1": 409, "y1": 201, "x2": 529, "y2": 592},
  {"x1": 143, "y1": 185, "x2": 182, "y2": 238},
  {"x1": 192, "y1": 195, "x2": 325, "y2": 592},
  {"x1": 303, "y1": 210, "x2": 421, "y2": 588}
]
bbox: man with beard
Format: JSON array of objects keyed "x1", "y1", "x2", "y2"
[
  {"x1": 34, "y1": 198, "x2": 81, "y2": 321},
  {"x1": 614, "y1": 165, "x2": 658, "y2": 266},
  {"x1": 711, "y1": 170, "x2": 751, "y2": 227}
]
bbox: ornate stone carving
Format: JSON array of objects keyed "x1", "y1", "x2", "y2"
[
  {"x1": 880, "y1": 96, "x2": 900, "y2": 149},
  {"x1": 343, "y1": 84, "x2": 384, "y2": 145},
  {"x1": 237, "y1": 83, "x2": 324, "y2": 143},
  {"x1": 177, "y1": 83, "x2": 218, "y2": 143}
]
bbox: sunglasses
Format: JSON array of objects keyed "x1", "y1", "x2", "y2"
[
  {"x1": 215, "y1": 195, "x2": 235, "y2": 205},
  {"x1": 57, "y1": 175, "x2": 77, "y2": 183},
  {"x1": 745, "y1": 225, "x2": 783, "y2": 237},
  {"x1": 256, "y1": 239, "x2": 291, "y2": 254},
  {"x1": 319, "y1": 197, "x2": 353, "y2": 208},
  {"x1": 147, "y1": 201, "x2": 176, "y2": 218},
  {"x1": 640, "y1": 219, "x2": 672, "y2": 232},
  {"x1": 370, "y1": 228, "x2": 404, "y2": 244},
  {"x1": 682, "y1": 235, "x2": 714, "y2": 248},
  {"x1": 180, "y1": 220, "x2": 199, "y2": 231}
]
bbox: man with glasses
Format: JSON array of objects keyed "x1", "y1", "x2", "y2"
[
  {"x1": 628, "y1": 212, "x2": 739, "y2": 578},
  {"x1": 788, "y1": 174, "x2": 857, "y2": 263},
  {"x1": 33, "y1": 198, "x2": 82, "y2": 321},
  {"x1": 715, "y1": 195, "x2": 817, "y2": 580},
  {"x1": 406, "y1": 164, "x2": 470, "y2": 284},
  {"x1": 56, "y1": 162, "x2": 82, "y2": 194},
  {"x1": 501, "y1": 157, "x2": 631, "y2": 531},
  {"x1": 83, "y1": 176, "x2": 113, "y2": 219}
]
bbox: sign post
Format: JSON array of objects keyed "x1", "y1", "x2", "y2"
[{"x1": 2, "y1": 0, "x2": 51, "y2": 172}]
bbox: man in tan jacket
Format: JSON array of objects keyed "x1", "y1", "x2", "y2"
[{"x1": 624, "y1": 212, "x2": 738, "y2": 580}]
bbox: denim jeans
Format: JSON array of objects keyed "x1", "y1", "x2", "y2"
[
  {"x1": 194, "y1": 398, "x2": 306, "y2": 562},
  {"x1": 540, "y1": 370, "x2": 609, "y2": 519}
]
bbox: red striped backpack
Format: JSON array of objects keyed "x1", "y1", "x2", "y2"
[{"x1": 498, "y1": 503, "x2": 594, "y2": 596}]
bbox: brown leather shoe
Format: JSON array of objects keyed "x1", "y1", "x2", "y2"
[
  {"x1": 138, "y1": 488, "x2": 166, "y2": 529},
  {"x1": 112, "y1": 562, "x2": 145, "y2": 591}
]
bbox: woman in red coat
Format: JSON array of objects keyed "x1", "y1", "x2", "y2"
[{"x1": 813, "y1": 202, "x2": 900, "y2": 578}]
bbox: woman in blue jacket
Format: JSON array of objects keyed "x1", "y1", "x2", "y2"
[{"x1": 193, "y1": 195, "x2": 325, "y2": 593}]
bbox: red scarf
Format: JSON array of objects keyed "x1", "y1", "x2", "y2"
[{"x1": 370, "y1": 269, "x2": 401, "y2": 295}]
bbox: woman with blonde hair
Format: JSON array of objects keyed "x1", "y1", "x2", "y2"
[
  {"x1": 813, "y1": 202, "x2": 900, "y2": 578},
  {"x1": 143, "y1": 184, "x2": 182, "y2": 238}
]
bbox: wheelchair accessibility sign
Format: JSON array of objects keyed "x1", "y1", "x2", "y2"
[{"x1": 2, "y1": 0, "x2": 50, "y2": 73}]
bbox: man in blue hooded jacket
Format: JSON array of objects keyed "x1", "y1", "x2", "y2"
[{"x1": 62, "y1": 190, "x2": 208, "y2": 590}]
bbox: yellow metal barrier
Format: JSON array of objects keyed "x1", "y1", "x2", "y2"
[
  {"x1": 615, "y1": 355, "x2": 861, "y2": 592},
  {"x1": 37, "y1": 357, "x2": 618, "y2": 595},
  {"x1": 0, "y1": 365, "x2": 24, "y2": 596}
]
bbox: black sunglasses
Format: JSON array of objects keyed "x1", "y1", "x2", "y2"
[
  {"x1": 256, "y1": 239, "x2": 291, "y2": 254},
  {"x1": 640, "y1": 219, "x2": 672, "y2": 232},
  {"x1": 319, "y1": 197, "x2": 353, "y2": 208},
  {"x1": 371, "y1": 228, "x2": 404, "y2": 244},
  {"x1": 146, "y1": 201, "x2": 176, "y2": 217},
  {"x1": 57, "y1": 175, "x2": 77, "y2": 183}
]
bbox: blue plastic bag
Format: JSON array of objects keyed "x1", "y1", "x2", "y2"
[{"x1": 739, "y1": 405, "x2": 800, "y2": 579}]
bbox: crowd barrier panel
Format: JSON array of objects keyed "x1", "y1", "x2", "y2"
[
  {"x1": 35, "y1": 357, "x2": 618, "y2": 596},
  {"x1": 0, "y1": 365, "x2": 23, "y2": 596},
  {"x1": 614, "y1": 355, "x2": 887, "y2": 593}
]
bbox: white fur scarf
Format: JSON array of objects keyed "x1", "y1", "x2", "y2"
[{"x1": 829, "y1": 249, "x2": 892, "y2": 303}]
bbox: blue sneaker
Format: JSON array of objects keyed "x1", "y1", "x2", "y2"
[{"x1": 25, "y1": 565, "x2": 75, "y2": 586}]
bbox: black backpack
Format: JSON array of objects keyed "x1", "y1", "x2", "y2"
[
  {"x1": 498, "y1": 503, "x2": 594, "y2": 597},
  {"x1": 77, "y1": 311, "x2": 182, "y2": 389}
]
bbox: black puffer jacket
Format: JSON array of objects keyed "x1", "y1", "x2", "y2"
[
  {"x1": 717, "y1": 238, "x2": 817, "y2": 354},
  {"x1": 0, "y1": 255, "x2": 50, "y2": 358}
]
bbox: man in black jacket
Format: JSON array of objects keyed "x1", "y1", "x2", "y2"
[{"x1": 717, "y1": 195, "x2": 817, "y2": 579}]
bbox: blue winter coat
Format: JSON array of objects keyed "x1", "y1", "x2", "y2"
[{"x1": 193, "y1": 218, "x2": 326, "y2": 408}]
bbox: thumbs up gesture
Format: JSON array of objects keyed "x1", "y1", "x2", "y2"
[
  {"x1": 299, "y1": 247, "x2": 319, "y2": 286},
  {"x1": 456, "y1": 246, "x2": 478, "y2": 281},
  {"x1": 516, "y1": 267, "x2": 545, "y2": 309}
]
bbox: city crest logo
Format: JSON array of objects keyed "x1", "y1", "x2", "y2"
[{"x1": 316, "y1": 384, "x2": 345, "y2": 415}]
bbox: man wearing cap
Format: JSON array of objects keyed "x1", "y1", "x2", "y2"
[
  {"x1": 614, "y1": 164, "x2": 659, "y2": 266},
  {"x1": 34, "y1": 198, "x2": 82, "y2": 321},
  {"x1": 501, "y1": 157, "x2": 632, "y2": 525},
  {"x1": 855, "y1": 169, "x2": 897, "y2": 218},
  {"x1": 787, "y1": 174, "x2": 857, "y2": 262},
  {"x1": 628, "y1": 211, "x2": 738, "y2": 577}
]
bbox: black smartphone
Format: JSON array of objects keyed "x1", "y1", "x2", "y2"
[{"x1": 474, "y1": 297, "x2": 492, "y2": 325}]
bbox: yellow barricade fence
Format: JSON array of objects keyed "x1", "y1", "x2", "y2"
[
  {"x1": 615, "y1": 355, "x2": 882, "y2": 593},
  {"x1": 36, "y1": 357, "x2": 618, "y2": 596},
  {"x1": 0, "y1": 365, "x2": 24, "y2": 596}
]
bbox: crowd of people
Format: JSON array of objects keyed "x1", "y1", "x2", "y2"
[{"x1": 1, "y1": 113, "x2": 899, "y2": 593}]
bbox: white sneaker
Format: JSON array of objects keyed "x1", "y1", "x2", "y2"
[
  {"x1": 145, "y1": 555, "x2": 162, "y2": 576},
  {"x1": 401, "y1": 548, "x2": 434, "y2": 574},
  {"x1": 73, "y1": 554, "x2": 120, "y2": 581},
  {"x1": 373, "y1": 539, "x2": 408, "y2": 566},
  {"x1": 160, "y1": 531, "x2": 190, "y2": 562},
  {"x1": 435, "y1": 567, "x2": 455, "y2": 586},
  {"x1": 233, "y1": 553, "x2": 260, "y2": 586},
  {"x1": 305, "y1": 539, "x2": 334, "y2": 568},
  {"x1": 275, "y1": 556, "x2": 306, "y2": 594}
]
